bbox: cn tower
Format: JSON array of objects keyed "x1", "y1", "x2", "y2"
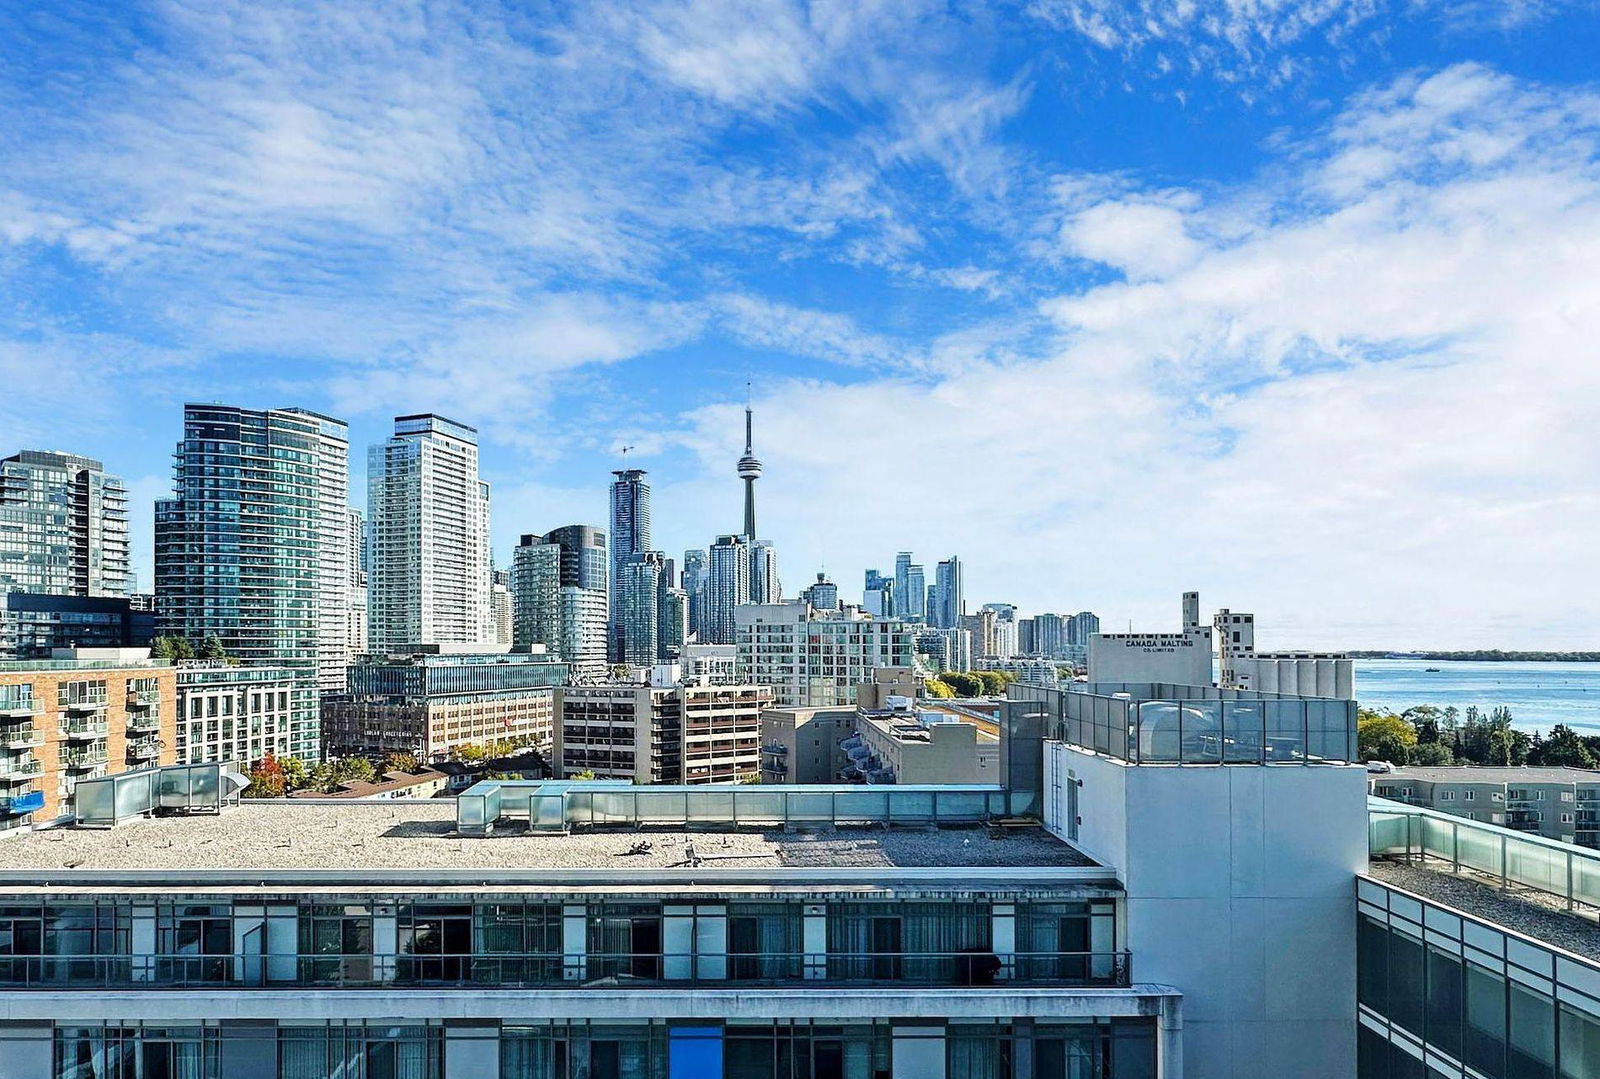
[{"x1": 737, "y1": 393, "x2": 762, "y2": 540}]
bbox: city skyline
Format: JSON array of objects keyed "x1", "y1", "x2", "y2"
[{"x1": 4, "y1": 4, "x2": 1598, "y2": 649}]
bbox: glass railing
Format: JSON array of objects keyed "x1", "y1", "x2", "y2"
[
  {"x1": 1369, "y1": 797, "x2": 1600, "y2": 911},
  {"x1": 0, "y1": 694, "x2": 37, "y2": 715},
  {"x1": 61, "y1": 747, "x2": 109, "y2": 768},
  {"x1": 0, "y1": 949, "x2": 1131, "y2": 990},
  {"x1": 0, "y1": 725, "x2": 39, "y2": 746},
  {"x1": 60, "y1": 718, "x2": 109, "y2": 738},
  {"x1": 0, "y1": 758, "x2": 41, "y2": 779}
]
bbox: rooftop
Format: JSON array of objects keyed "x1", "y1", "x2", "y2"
[
  {"x1": 1378, "y1": 765, "x2": 1600, "y2": 784},
  {"x1": 1365, "y1": 860, "x2": 1600, "y2": 962},
  {"x1": 0, "y1": 802, "x2": 1098, "y2": 882}
]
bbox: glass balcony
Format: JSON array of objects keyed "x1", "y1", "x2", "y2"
[
  {"x1": 0, "y1": 697, "x2": 38, "y2": 718},
  {"x1": 127, "y1": 738, "x2": 161, "y2": 761},
  {"x1": 126, "y1": 714, "x2": 161, "y2": 734},
  {"x1": 1, "y1": 724, "x2": 41, "y2": 749},
  {"x1": 0, "y1": 757, "x2": 42, "y2": 781},
  {"x1": 60, "y1": 717, "x2": 109, "y2": 740},
  {"x1": 62, "y1": 746, "x2": 109, "y2": 770}
]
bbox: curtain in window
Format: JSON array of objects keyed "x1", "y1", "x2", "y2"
[
  {"x1": 947, "y1": 1029, "x2": 1005, "y2": 1079},
  {"x1": 501, "y1": 1035, "x2": 556, "y2": 1079}
]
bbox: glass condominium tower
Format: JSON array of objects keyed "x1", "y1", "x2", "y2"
[
  {"x1": 608, "y1": 469, "x2": 650, "y2": 660},
  {"x1": 512, "y1": 525, "x2": 608, "y2": 679},
  {"x1": 368, "y1": 415, "x2": 491, "y2": 652},
  {"x1": 0, "y1": 450, "x2": 130, "y2": 597},
  {"x1": 154, "y1": 404, "x2": 334, "y2": 760}
]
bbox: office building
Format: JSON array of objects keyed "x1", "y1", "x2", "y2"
[
  {"x1": 321, "y1": 647, "x2": 568, "y2": 761},
  {"x1": 283, "y1": 409, "x2": 354, "y2": 693},
  {"x1": 681, "y1": 548, "x2": 708, "y2": 638},
  {"x1": 0, "y1": 450, "x2": 130, "y2": 599},
  {"x1": 558, "y1": 683, "x2": 773, "y2": 784},
  {"x1": 798, "y1": 572, "x2": 839, "y2": 611},
  {"x1": 511, "y1": 527, "x2": 608, "y2": 681},
  {"x1": 862, "y1": 569, "x2": 895, "y2": 617},
  {"x1": 1214, "y1": 607, "x2": 1354, "y2": 698},
  {"x1": 608, "y1": 470, "x2": 650, "y2": 660},
  {"x1": 930, "y1": 556, "x2": 964, "y2": 629},
  {"x1": 893, "y1": 551, "x2": 925, "y2": 621},
  {"x1": 1017, "y1": 617, "x2": 1036, "y2": 657},
  {"x1": 1370, "y1": 765, "x2": 1600, "y2": 848},
  {"x1": 0, "y1": 593, "x2": 153, "y2": 659},
  {"x1": 0, "y1": 649, "x2": 176, "y2": 831},
  {"x1": 154, "y1": 404, "x2": 330, "y2": 759},
  {"x1": 736, "y1": 601, "x2": 915, "y2": 708},
  {"x1": 702, "y1": 534, "x2": 750, "y2": 645},
  {"x1": 368, "y1": 415, "x2": 492, "y2": 652},
  {"x1": 1086, "y1": 591, "x2": 1212, "y2": 684},
  {"x1": 174, "y1": 664, "x2": 301, "y2": 765}
]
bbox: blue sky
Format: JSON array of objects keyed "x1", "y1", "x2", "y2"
[{"x1": 3, "y1": 0, "x2": 1599, "y2": 648}]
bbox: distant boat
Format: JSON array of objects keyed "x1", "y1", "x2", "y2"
[{"x1": 1424, "y1": 667, "x2": 1442, "y2": 673}]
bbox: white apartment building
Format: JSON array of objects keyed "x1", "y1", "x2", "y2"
[
  {"x1": 174, "y1": 664, "x2": 301, "y2": 766},
  {"x1": 558, "y1": 683, "x2": 773, "y2": 784},
  {"x1": 736, "y1": 601, "x2": 915, "y2": 708},
  {"x1": 368, "y1": 414, "x2": 492, "y2": 651},
  {"x1": 283, "y1": 409, "x2": 354, "y2": 693}
]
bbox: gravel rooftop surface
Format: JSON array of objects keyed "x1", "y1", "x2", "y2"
[
  {"x1": 0, "y1": 802, "x2": 1094, "y2": 872},
  {"x1": 1366, "y1": 860, "x2": 1600, "y2": 962}
]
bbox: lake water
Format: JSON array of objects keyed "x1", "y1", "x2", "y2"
[{"x1": 1354, "y1": 659, "x2": 1600, "y2": 734}]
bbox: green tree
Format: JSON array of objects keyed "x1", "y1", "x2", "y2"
[
  {"x1": 280, "y1": 755, "x2": 309, "y2": 791},
  {"x1": 974, "y1": 671, "x2": 1011, "y2": 696},
  {"x1": 1358, "y1": 710, "x2": 1418, "y2": 763},
  {"x1": 943, "y1": 672, "x2": 983, "y2": 697},
  {"x1": 383, "y1": 751, "x2": 421, "y2": 774},
  {"x1": 199, "y1": 635, "x2": 227, "y2": 662},
  {"x1": 334, "y1": 757, "x2": 377, "y2": 785},
  {"x1": 1409, "y1": 742, "x2": 1456, "y2": 766},
  {"x1": 921, "y1": 678, "x2": 956, "y2": 700},
  {"x1": 1530, "y1": 724, "x2": 1597, "y2": 769},
  {"x1": 150, "y1": 636, "x2": 195, "y2": 661}
]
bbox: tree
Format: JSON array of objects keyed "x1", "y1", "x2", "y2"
[
  {"x1": 974, "y1": 671, "x2": 1011, "y2": 696},
  {"x1": 1529, "y1": 724, "x2": 1597, "y2": 769},
  {"x1": 199, "y1": 635, "x2": 227, "y2": 662},
  {"x1": 1409, "y1": 742, "x2": 1456, "y2": 766},
  {"x1": 280, "y1": 755, "x2": 309, "y2": 791},
  {"x1": 383, "y1": 751, "x2": 421, "y2": 775},
  {"x1": 1404, "y1": 706, "x2": 1444, "y2": 745},
  {"x1": 244, "y1": 752, "x2": 287, "y2": 798},
  {"x1": 921, "y1": 678, "x2": 956, "y2": 700},
  {"x1": 1358, "y1": 710, "x2": 1417, "y2": 763},
  {"x1": 334, "y1": 757, "x2": 377, "y2": 785},
  {"x1": 942, "y1": 672, "x2": 983, "y2": 698},
  {"x1": 572, "y1": 769, "x2": 598, "y2": 780},
  {"x1": 150, "y1": 636, "x2": 194, "y2": 661}
]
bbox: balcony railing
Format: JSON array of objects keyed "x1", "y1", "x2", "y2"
[
  {"x1": 1, "y1": 725, "x2": 41, "y2": 749},
  {"x1": 128, "y1": 690, "x2": 162, "y2": 707},
  {"x1": 126, "y1": 715, "x2": 161, "y2": 734},
  {"x1": 0, "y1": 699, "x2": 38, "y2": 718},
  {"x1": 60, "y1": 718, "x2": 109, "y2": 740},
  {"x1": 0, "y1": 758, "x2": 42, "y2": 781},
  {"x1": 60, "y1": 698, "x2": 109, "y2": 714},
  {"x1": 0, "y1": 949, "x2": 1131, "y2": 990},
  {"x1": 127, "y1": 739, "x2": 160, "y2": 761},
  {"x1": 61, "y1": 747, "x2": 109, "y2": 770}
]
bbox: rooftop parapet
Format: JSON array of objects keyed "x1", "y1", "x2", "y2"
[{"x1": 1010, "y1": 680, "x2": 1358, "y2": 765}]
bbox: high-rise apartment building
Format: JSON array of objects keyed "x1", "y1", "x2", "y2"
[
  {"x1": 0, "y1": 451, "x2": 130, "y2": 599},
  {"x1": 658, "y1": 585, "x2": 688, "y2": 659},
  {"x1": 490, "y1": 568, "x2": 512, "y2": 647},
  {"x1": 510, "y1": 526, "x2": 608, "y2": 680},
  {"x1": 930, "y1": 555, "x2": 965, "y2": 628},
  {"x1": 863, "y1": 569, "x2": 895, "y2": 617},
  {"x1": 346, "y1": 507, "x2": 368, "y2": 657},
  {"x1": 893, "y1": 551, "x2": 925, "y2": 621},
  {"x1": 367, "y1": 415, "x2": 491, "y2": 652},
  {"x1": 282, "y1": 409, "x2": 353, "y2": 692},
  {"x1": 155, "y1": 404, "x2": 331, "y2": 759},
  {"x1": 736, "y1": 601, "x2": 915, "y2": 707},
  {"x1": 608, "y1": 469, "x2": 650, "y2": 660},
  {"x1": 681, "y1": 548, "x2": 707, "y2": 638},
  {"x1": 749, "y1": 539, "x2": 781, "y2": 603},
  {"x1": 617, "y1": 553, "x2": 664, "y2": 666},
  {"x1": 799, "y1": 572, "x2": 839, "y2": 611},
  {"x1": 174, "y1": 664, "x2": 300, "y2": 766},
  {"x1": 702, "y1": 534, "x2": 750, "y2": 645},
  {"x1": 1067, "y1": 610, "x2": 1101, "y2": 649}
]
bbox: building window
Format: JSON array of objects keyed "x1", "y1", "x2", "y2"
[
  {"x1": 1465, "y1": 791, "x2": 1476, "y2": 801},
  {"x1": 1441, "y1": 791, "x2": 1455, "y2": 801}
]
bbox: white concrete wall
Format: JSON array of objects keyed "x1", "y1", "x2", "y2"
[
  {"x1": 1046, "y1": 742, "x2": 1367, "y2": 1079},
  {"x1": 1087, "y1": 629, "x2": 1213, "y2": 685}
]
